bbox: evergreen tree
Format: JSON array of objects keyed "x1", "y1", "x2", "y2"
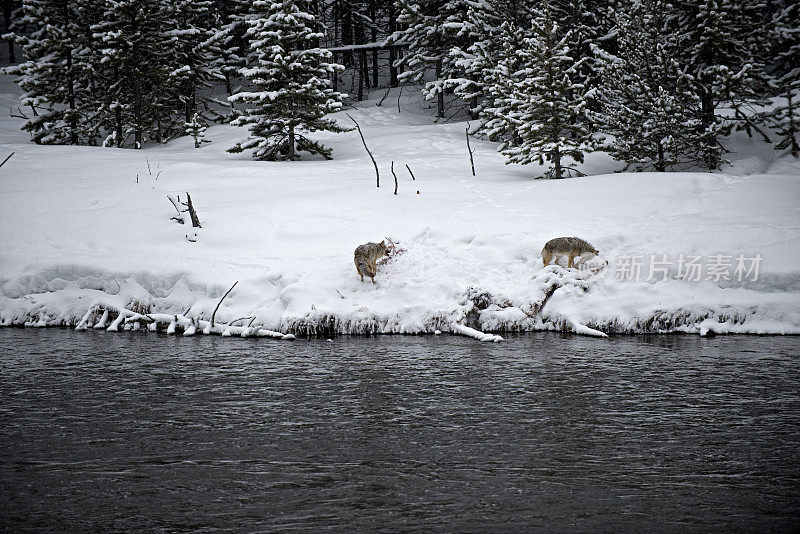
[
  {"x1": 185, "y1": 112, "x2": 210, "y2": 148},
  {"x1": 228, "y1": 0, "x2": 347, "y2": 160},
  {"x1": 3, "y1": 0, "x2": 95, "y2": 144},
  {"x1": 447, "y1": 0, "x2": 496, "y2": 119},
  {"x1": 475, "y1": 21, "x2": 525, "y2": 142},
  {"x1": 91, "y1": 0, "x2": 173, "y2": 148},
  {"x1": 482, "y1": 3, "x2": 595, "y2": 179},
  {"x1": 673, "y1": 0, "x2": 770, "y2": 169},
  {"x1": 209, "y1": 0, "x2": 252, "y2": 101},
  {"x1": 164, "y1": 0, "x2": 222, "y2": 126},
  {"x1": 592, "y1": 0, "x2": 700, "y2": 171},
  {"x1": 391, "y1": 0, "x2": 474, "y2": 118},
  {"x1": 768, "y1": 0, "x2": 800, "y2": 157},
  {"x1": 550, "y1": 0, "x2": 609, "y2": 132}
]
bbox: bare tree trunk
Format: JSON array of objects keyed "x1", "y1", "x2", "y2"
[
  {"x1": 115, "y1": 105, "x2": 123, "y2": 148},
  {"x1": 436, "y1": 59, "x2": 444, "y2": 118},
  {"x1": 332, "y1": 50, "x2": 339, "y2": 92},
  {"x1": 700, "y1": 88, "x2": 717, "y2": 170},
  {"x1": 288, "y1": 124, "x2": 296, "y2": 160},
  {"x1": 62, "y1": 3, "x2": 78, "y2": 144},
  {"x1": 2, "y1": 0, "x2": 14, "y2": 63},
  {"x1": 553, "y1": 145, "x2": 562, "y2": 180},
  {"x1": 786, "y1": 90, "x2": 799, "y2": 158},
  {"x1": 370, "y1": 0, "x2": 378, "y2": 87},
  {"x1": 388, "y1": 2, "x2": 398, "y2": 88}
]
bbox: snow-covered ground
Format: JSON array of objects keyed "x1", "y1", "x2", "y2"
[{"x1": 1, "y1": 77, "x2": 799, "y2": 338}]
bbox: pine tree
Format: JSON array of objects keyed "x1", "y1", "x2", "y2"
[
  {"x1": 768, "y1": 0, "x2": 800, "y2": 157},
  {"x1": 164, "y1": 0, "x2": 222, "y2": 126},
  {"x1": 3, "y1": 0, "x2": 96, "y2": 144},
  {"x1": 209, "y1": 0, "x2": 252, "y2": 101},
  {"x1": 592, "y1": 0, "x2": 700, "y2": 171},
  {"x1": 91, "y1": 0, "x2": 173, "y2": 148},
  {"x1": 185, "y1": 112, "x2": 210, "y2": 148},
  {"x1": 448, "y1": 0, "x2": 548, "y2": 121},
  {"x1": 447, "y1": 0, "x2": 497, "y2": 119},
  {"x1": 550, "y1": 0, "x2": 610, "y2": 132},
  {"x1": 391, "y1": 0, "x2": 475, "y2": 118},
  {"x1": 673, "y1": 0, "x2": 770, "y2": 169},
  {"x1": 477, "y1": 21, "x2": 526, "y2": 143},
  {"x1": 390, "y1": 1, "x2": 444, "y2": 117},
  {"x1": 228, "y1": 0, "x2": 347, "y2": 160},
  {"x1": 482, "y1": 3, "x2": 595, "y2": 179}
]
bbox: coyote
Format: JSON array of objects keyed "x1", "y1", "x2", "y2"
[
  {"x1": 541, "y1": 237, "x2": 600, "y2": 268},
  {"x1": 354, "y1": 240, "x2": 390, "y2": 283}
]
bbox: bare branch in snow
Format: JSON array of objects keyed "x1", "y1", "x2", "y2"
[
  {"x1": 377, "y1": 88, "x2": 391, "y2": 107},
  {"x1": 466, "y1": 123, "x2": 476, "y2": 176},
  {"x1": 391, "y1": 161, "x2": 398, "y2": 195},
  {"x1": 167, "y1": 195, "x2": 185, "y2": 224},
  {"x1": 211, "y1": 281, "x2": 238, "y2": 327},
  {"x1": 347, "y1": 113, "x2": 380, "y2": 187},
  {"x1": 0, "y1": 152, "x2": 14, "y2": 168}
]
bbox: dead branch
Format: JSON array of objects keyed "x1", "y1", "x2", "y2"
[
  {"x1": 391, "y1": 161, "x2": 398, "y2": 195},
  {"x1": 405, "y1": 163, "x2": 416, "y2": 180},
  {"x1": 167, "y1": 195, "x2": 185, "y2": 224},
  {"x1": 211, "y1": 281, "x2": 238, "y2": 327},
  {"x1": 347, "y1": 113, "x2": 380, "y2": 187},
  {"x1": 397, "y1": 85, "x2": 403, "y2": 113},
  {"x1": 229, "y1": 316, "x2": 256, "y2": 326},
  {"x1": 377, "y1": 87, "x2": 391, "y2": 107},
  {"x1": 466, "y1": 123, "x2": 476, "y2": 176},
  {"x1": 9, "y1": 107, "x2": 27, "y2": 119},
  {"x1": 182, "y1": 192, "x2": 202, "y2": 228},
  {"x1": 0, "y1": 152, "x2": 14, "y2": 168},
  {"x1": 146, "y1": 156, "x2": 152, "y2": 176}
]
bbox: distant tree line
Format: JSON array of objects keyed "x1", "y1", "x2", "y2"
[{"x1": 3, "y1": 0, "x2": 799, "y2": 173}]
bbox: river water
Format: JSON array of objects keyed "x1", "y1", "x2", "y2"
[{"x1": 1, "y1": 329, "x2": 799, "y2": 532}]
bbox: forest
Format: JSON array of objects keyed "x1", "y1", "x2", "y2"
[{"x1": 1, "y1": 0, "x2": 798, "y2": 177}]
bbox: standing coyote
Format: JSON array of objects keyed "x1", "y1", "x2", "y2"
[
  {"x1": 541, "y1": 237, "x2": 600, "y2": 268},
  {"x1": 354, "y1": 240, "x2": 390, "y2": 283}
]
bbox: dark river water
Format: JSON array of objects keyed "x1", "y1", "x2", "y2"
[{"x1": 1, "y1": 329, "x2": 799, "y2": 532}]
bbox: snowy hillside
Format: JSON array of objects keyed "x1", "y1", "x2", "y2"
[{"x1": 1, "y1": 79, "x2": 799, "y2": 338}]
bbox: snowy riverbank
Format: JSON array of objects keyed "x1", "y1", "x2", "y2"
[{"x1": 1, "y1": 82, "x2": 799, "y2": 338}]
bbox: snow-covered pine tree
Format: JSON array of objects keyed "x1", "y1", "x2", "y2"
[
  {"x1": 391, "y1": 0, "x2": 473, "y2": 118},
  {"x1": 185, "y1": 112, "x2": 210, "y2": 148},
  {"x1": 473, "y1": 20, "x2": 524, "y2": 143},
  {"x1": 3, "y1": 0, "x2": 96, "y2": 144},
  {"x1": 209, "y1": 0, "x2": 252, "y2": 102},
  {"x1": 672, "y1": 0, "x2": 770, "y2": 169},
  {"x1": 482, "y1": 3, "x2": 595, "y2": 179},
  {"x1": 447, "y1": 0, "x2": 496, "y2": 119},
  {"x1": 592, "y1": 0, "x2": 700, "y2": 171},
  {"x1": 768, "y1": 0, "x2": 800, "y2": 157},
  {"x1": 164, "y1": 0, "x2": 223, "y2": 126},
  {"x1": 228, "y1": 0, "x2": 347, "y2": 160},
  {"x1": 549, "y1": 0, "x2": 610, "y2": 133},
  {"x1": 91, "y1": 0, "x2": 173, "y2": 148},
  {"x1": 448, "y1": 0, "x2": 544, "y2": 121}
]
